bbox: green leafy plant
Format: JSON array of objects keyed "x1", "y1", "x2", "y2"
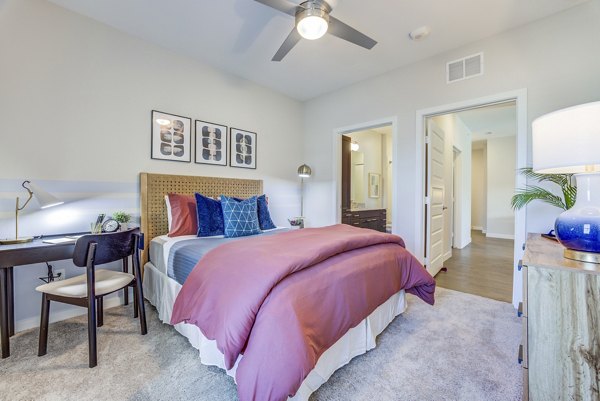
[
  {"x1": 112, "y1": 211, "x2": 132, "y2": 224},
  {"x1": 511, "y1": 167, "x2": 577, "y2": 211}
]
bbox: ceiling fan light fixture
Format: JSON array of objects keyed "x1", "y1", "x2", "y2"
[{"x1": 296, "y1": 6, "x2": 329, "y2": 40}]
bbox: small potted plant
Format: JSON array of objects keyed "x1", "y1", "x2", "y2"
[{"x1": 112, "y1": 211, "x2": 132, "y2": 231}]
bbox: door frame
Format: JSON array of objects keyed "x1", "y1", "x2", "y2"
[
  {"x1": 415, "y1": 89, "x2": 527, "y2": 308},
  {"x1": 332, "y1": 117, "x2": 399, "y2": 232}
]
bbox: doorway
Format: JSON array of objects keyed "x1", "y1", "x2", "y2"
[
  {"x1": 429, "y1": 102, "x2": 517, "y2": 302},
  {"x1": 340, "y1": 126, "x2": 392, "y2": 233},
  {"x1": 415, "y1": 90, "x2": 527, "y2": 307}
]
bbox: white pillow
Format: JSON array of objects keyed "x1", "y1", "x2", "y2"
[{"x1": 165, "y1": 195, "x2": 173, "y2": 231}]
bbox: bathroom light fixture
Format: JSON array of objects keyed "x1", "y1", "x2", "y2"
[
  {"x1": 0, "y1": 181, "x2": 64, "y2": 245},
  {"x1": 351, "y1": 142, "x2": 360, "y2": 151}
]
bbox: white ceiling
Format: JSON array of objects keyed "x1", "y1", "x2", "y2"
[
  {"x1": 49, "y1": 0, "x2": 588, "y2": 100},
  {"x1": 455, "y1": 101, "x2": 517, "y2": 141}
]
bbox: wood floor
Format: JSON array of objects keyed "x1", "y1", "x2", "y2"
[{"x1": 435, "y1": 230, "x2": 514, "y2": 303}]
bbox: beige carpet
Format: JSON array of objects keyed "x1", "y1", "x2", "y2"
[{"x1": 0, "y1": 287, "x2": 522, "y2": 401}]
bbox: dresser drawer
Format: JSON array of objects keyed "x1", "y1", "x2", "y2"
[
  {"x1": 521, "y1": 316, "x2": 528, "y2": 369},
  {"x1": 521, "y1": 262, "x2": 528, "y2": 318},
  {"x1": 522, "y1": 368, "x2": 529, "y2": 401}
]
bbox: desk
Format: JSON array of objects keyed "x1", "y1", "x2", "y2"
[{"x1": 0, "y1": 238, "x2": 75, "y2": 358}]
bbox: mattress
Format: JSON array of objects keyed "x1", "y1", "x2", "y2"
[{"x1": 143, "y1": 261, "x2": 406, "y2": 401}]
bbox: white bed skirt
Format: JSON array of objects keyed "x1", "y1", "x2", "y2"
[{"x1": 143, "y1": 262, "x2": 407, "y2": 401}]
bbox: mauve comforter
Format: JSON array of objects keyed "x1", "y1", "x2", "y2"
[{"x1": 170, "y1": 224, "x2": 435, "y2": 401}]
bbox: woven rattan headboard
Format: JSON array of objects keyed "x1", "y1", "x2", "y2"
[{"x1": 139, "y1": 172, "x2": 263, "y2": 267}]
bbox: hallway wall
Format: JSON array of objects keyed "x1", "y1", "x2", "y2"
[
  {"x1": 471, "y1": 146, "x2": 487, "y2": 231},
  {"x1": 486, "y1": 136, "x2": 516, "y2": 238}
]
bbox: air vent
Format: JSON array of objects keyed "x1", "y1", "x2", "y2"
[{"x1": 446, "y1": 52, "x2": 484, "y2": 83}]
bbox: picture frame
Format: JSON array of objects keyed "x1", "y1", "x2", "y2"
[
  {"x1": 368, "y1": 173, "x2": 381, "y2": 198},
  {"x1": 151, "y1": 110, "x2": 192, "y2": 163},
  {"x1": 229, "y1": 128, "x2": 257, "y2": 169},
  {"x1": 195, "y1": 120, "x2": 228, "y2": 166}
]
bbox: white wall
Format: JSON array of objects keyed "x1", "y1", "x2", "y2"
[
  {"x1": 302, "y1": 2, "x2": 600, "y2": 306},
  {"x1": 383, "y1": 133, "x2": 393, "y2": 223},
  {"x1": 348, "y1": 130, "x2": 382, "y2": 210},
  {"x1": 486, "y1": 136, "x2": 516, "y2": 238},
  {"x1": 471, "y1": 147, "x2": 487, "y2": 230},
  {"x1": 431, "y1": 114, "x2": 472, "y2": 257},
  {"x1": 0, "y1": 0, "x2": 304, "y2": 330}
]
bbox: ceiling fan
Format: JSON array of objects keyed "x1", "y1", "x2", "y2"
[{"x1": 253, "y1": 0, "x2": 377, "y2": 61}]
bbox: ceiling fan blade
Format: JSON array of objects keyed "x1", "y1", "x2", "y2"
[
  {"x1": 328, "y1": 16, "x2": 377, "y2": 50},
  {"x1": 253, "y1": 0, "x2": 298, "y2": 16},
  {"x1": 272, "y1": 28, "x2": 302, "y2": 61}
]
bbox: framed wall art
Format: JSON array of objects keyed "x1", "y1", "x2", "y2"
[
  {"x1": 151, "y1": 110, "x2": 191, "y2": 162},
  {"x1": 195, "y1": 120, "x2": 227, "y2": 166},
  {"x1": 368, "y1": 172, "x2": 381, "y2": 198},
  {"x1": 229, "y1": 128, "x2": 257, "y2": 169}
]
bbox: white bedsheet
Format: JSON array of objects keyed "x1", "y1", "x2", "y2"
[{"x1": 143, "y1": 261, "x2": 407, "y2": 400}]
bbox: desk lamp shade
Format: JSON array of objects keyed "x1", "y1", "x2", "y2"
[
  {"x1": 0, "y1": 181, "x2": 64, "y2": 245},
  {"x1": 532, "y1": 101, "x2": 600, "y2": 262},
  {"x1": 27, "y1": 182, "x2": 64, "y2": 209}
]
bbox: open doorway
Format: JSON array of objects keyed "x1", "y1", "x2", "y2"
[
  {"x1": 340, "y1": 126, "x2": 392, "y2": 233},
  {"x1": 424, "y1": 101, "x2": 518, "y2": 303}
]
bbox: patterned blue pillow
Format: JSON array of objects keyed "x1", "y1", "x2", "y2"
[
  {"x1": 195, "y1": 193, "x2": 224, "y2": 237},
  {"x1": 232, "y1": 194, "x2": 276, "y2": 230},
  {"x1": 221, "y1": 195, "x2": 261, "y2": 238},
  {"x1": 257, "y1": 194, "x2": 276, "y2": 230}
]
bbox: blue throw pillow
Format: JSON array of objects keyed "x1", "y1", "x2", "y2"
[
  {"x1": 195, "y1": 193, "x2": 224, "y2": 237},
  {"x1": 256, "y1": 194, "x2": 276, "y2": 230},
  {"x1": 232, "y1": 194, "x2": 276, "y2": 230},
  {"x1": 221, "y1": 195, "x2": 261, "y2": 238}
]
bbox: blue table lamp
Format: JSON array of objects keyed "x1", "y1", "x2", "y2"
[
  {"x1": 0, "y1": 180, "x2": 64, "y2": 245},
  {"x1": 532, "y1": 101, "x2": 600, "y2": 263}
]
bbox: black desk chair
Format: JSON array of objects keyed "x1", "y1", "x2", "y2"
[{"x1": 36, "y1": 228, "x2": 147, "y2": 367}]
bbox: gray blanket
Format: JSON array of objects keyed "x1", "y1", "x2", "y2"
[{"x1": 167, "y1": 229, "x2": 290, "y2": 285}]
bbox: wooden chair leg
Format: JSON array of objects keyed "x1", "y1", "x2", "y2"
[
  {"x1": 122, "y1": 257, "x2": 129, "y2": 306},
  {"x1": 134, "y1": 279, "x2": 147, "y2": 335},
  {"x1": 87, "y1": 297, "x2": 97, "y2": 368},
  {"x1": 97, "y1": 297, "x2": 103, "y2": 328},
  {"x1": 38, "y1": 294, "x2": 50, "y2": 357},
  {"x1": 133, "y1": 284, "x2": 138, "y2": 319}
]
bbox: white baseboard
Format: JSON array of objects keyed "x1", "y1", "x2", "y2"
[
  {"x1": 15, "y1": 293, "x2": 125, "y2": 333},
  {"x1": 443, "y1": 251, "x2": 452, "y2": 262},
  {"x1": 471, "y1": 226, "x2": 483, "y2": 231},
  {"x1": 486, "y1": 232, "x2": 515, "y2": 240}
]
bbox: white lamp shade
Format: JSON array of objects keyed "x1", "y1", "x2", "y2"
[
  {"x1": 27, "y1": 182, "x2": 64, "y2": 209},
  {"x1": 532, "y1": 101, "x2": 600, "y2": 174}
]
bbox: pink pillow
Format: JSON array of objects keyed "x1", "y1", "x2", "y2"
[{"x1": 166, "y1": 193, "x2": 198, "y2": 237}]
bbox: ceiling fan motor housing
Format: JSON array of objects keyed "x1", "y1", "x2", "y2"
[{"x1": 296, "y1": 1, "x2": 331, "y2": 26}]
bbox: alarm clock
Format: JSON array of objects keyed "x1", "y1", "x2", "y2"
[{"x1": 101, "y1": 218, "x2": 120, "y2": 233}]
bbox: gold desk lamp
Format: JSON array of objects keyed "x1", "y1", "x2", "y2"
[{"x1": 0, "y1": 180, "x2": 64, "y2": 245}]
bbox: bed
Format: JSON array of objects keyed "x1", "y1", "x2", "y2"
[{"x1": 139, "y1": 172, "x2": 435, "y2": 401}]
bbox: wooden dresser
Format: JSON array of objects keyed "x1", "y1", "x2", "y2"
[
  {"x1": 520, "y1": 234, "x2": 600, "y2": 401},
  {"x1": 341, "y1": 209, "x2": 387, "y2": 232}
]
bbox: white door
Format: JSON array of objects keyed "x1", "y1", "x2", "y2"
[{"x1": 426, "y1": 119, "x2": 445, "y2": 276}]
